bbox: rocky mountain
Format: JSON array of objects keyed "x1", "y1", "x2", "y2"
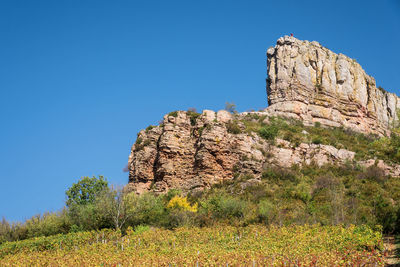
[{"x1": 126, "y1": 36, "x2": 400, "y2": 194}]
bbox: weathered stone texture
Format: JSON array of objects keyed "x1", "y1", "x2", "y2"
[
  {"x1": 266, "y1": 36, "x2": 399, "y2": 136},
  {"x1": 127, "y1": 111, "x2": 358, "y2": 194}
]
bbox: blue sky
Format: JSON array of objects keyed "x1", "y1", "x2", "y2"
[{"x1": 0, "y1": 0, "x2": 399, "y2": 221}]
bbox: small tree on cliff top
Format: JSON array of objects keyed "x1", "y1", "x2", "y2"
[{"x1": 225, "y1": 102, "x2": 237, "y2": 114}]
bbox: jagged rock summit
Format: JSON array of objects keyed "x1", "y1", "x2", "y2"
[
  {"x1": 266, "y1": 35, "x2": 399, "y2": 135},
  {"x1": 126, "y1": 36, "x2": 400, "y2": 194}
]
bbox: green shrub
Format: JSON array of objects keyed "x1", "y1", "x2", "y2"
[
  {"x1": 312, "y1": 137, "x2": 322, "y2": 145},
  {"x1": 145, "y1": 125, "x2": 155, "y2": 132},
  {"x1": 261, "y1": 167, "x2": 297, "y2": 182},
  {"x1": 135, "y1": 139, "x2": 151, "y2": 151},
  {"x1": 258, "y1": 199, "x2": 275, "y2": 224},
  {"x1": 357, "y1": 165, "x2": 386, "y2": 183},
  {"x1": 187, "y1": 111, "x2": 201, "y2": 126},
  {"x1": 283, "y1": 131, "x2": 303, "y2": 146},
  {"x1": 292, "y1": 181, "x2": 312, "y2": 203},
  {"x1": 164, "y1": 189, "x2": 182, "y2": 202},
  {"x1": 243, "y1": 183, "x2": 267, "y2": 202},
  {"x1": 374, "y1": 194, "x2": 396, "y2": 233},
  {"x1": 68, "y1": 203, "x2": 111, "y2": 231},
  {"x1": 0, "y1": 219, "x2": 11, "y2": 244},
  {"x1": 198, "y1": 126, "x2": 205, "y2": 136},
  {"x1": 127, "y1": 193, "x2": 167, "y2": 227},
  {"x1": 203, "y1": 194, "x2": 248, "y2": 220},
  {"x1": 168, "y1": 111, "x2": 178, "y2": 117},
  {"x1": 166, "y1": 210, "x2": 197, "y2": 228},
  {"x1": 258, "y1": 125, "x2": 279, "y2": 140},
  {"x1": 133, "y1": 224, "x2": 150, "y2": 235},
  {"x1": 226, "y1": 121, "x2": 241, "y2": 134},
  {"x1": 24, "y1": 210, "x2": 71, "y2": 238}
]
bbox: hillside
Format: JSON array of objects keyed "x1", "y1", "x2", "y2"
[{"x1": 127, "y1": 36, "x2": 400, "y2": 194}]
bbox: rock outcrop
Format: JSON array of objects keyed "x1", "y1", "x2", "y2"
[
  {"x1": 127, "y1": 110, "x2": 357, "y2": 194},
  {"x1": 266, "y1": 36, "x2": 399, "y2": 136}
]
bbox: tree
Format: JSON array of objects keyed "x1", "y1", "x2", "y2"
[
  {"x1": 65, "y1": 176, "x2": 108, "y2": 207},
  {"x1": 96, "y1": 186, "x2": 135, "y2": 230},
  {"x1": 0, "y1": 217, "x2": 11, "y2": 244},
  {"x1": 225, "y1": 102, "x2": 237, "y2": 114}
]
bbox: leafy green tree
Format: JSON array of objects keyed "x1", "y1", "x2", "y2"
[
  {"x1": 65, "y1": 176, "x2": 110, "y2": 231},
  {"x1": 65, "y1": 176, "x2": 108, "y2": 207}
]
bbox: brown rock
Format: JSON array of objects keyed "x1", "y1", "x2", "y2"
[{"x1": 127, "y1": 111, "x2": 364, "y2": 194}]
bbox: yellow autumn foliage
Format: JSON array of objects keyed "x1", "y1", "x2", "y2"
[{"x1": 167, "y1": 196, "x2": 198, "y2": 212}]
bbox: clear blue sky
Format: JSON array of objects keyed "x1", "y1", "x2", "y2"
[{"x1": 0, "y1": 0, "x2": 399, "y2": 222}]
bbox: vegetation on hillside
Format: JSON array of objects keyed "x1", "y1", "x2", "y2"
[
  {"x1": 0, "y1": 225, "x2": 385, "y2": 266},
  {"x1": 2, "y1": 161, "x2": 400, "y2": 245},
  {"x1": 236, "y1": 113, "x2": 400, "y2": 164}
]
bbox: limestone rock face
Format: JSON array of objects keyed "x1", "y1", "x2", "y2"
[
  {"x1": 127, "y1": 111, "x2": 357, "y2": 194},
  {"x1": 127, "y1": 36, "x2": 400, "y2": 194},
  {"x1": 266, "y1": 36, "x2": 400, "y2": 136}
]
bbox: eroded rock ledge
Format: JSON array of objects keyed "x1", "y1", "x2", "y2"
[
  {"x1": 266, "y1": 36, "x2": 399, "y2": 136},
  {"x1": 127, "y1": 110, "x2": 400, "y2": 194}
]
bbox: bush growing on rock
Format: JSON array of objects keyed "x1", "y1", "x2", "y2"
[
  {"x1": 226, "y1": 120, "x2": 241, "y2": 134},
  {"x1": 168, "y1": 111, "x2": 178, "y2": 117},
  {"x1": 258, "y1": 125, "x2": 278, "y2": 140},
  {"x1": 187, "y1": 109, "x2": 200, "y2": 126}
]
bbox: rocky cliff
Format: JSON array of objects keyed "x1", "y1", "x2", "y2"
[
  {"x1": 127, "y1": 36, "x2": 400, "y2": 194},
  {"x1": 126, "y1": 110, "x2": 360, "y2": 194},
  {"x1": 126, "y1": 110, "x2": 400, "y2": 194},
  {"x1": 266, "y1": 36, "x2": 399, "y2": 135}
]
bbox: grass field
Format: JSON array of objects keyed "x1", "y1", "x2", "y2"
[{"x1": 0, "y1": 224, "x2": 385, "y2": 266}]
